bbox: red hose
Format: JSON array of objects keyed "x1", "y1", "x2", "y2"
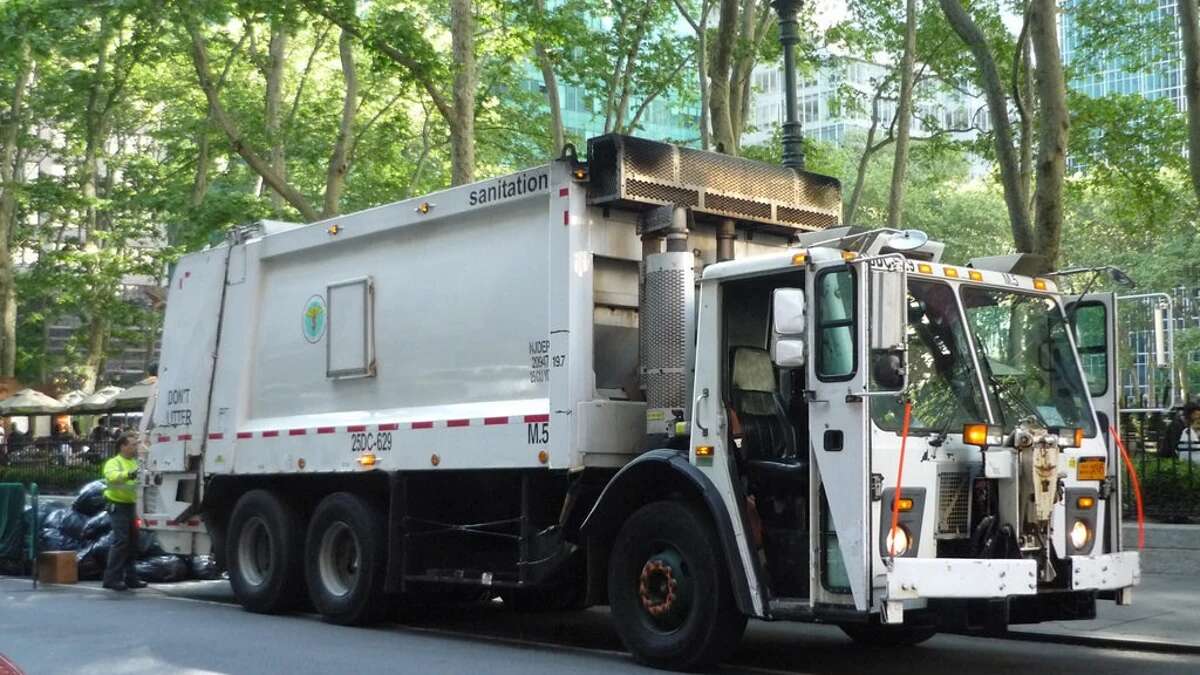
[
  {"x1": 1110, "y1": 425, "x2": 1145, "y2": 550},
  {"x1": 889, "y1": 400, "x2": 914, "y2": 558}
]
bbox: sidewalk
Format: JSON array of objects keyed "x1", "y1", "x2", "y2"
[{"x1": 1008, "y1": 523, "x2": 1200, "y2": 652}]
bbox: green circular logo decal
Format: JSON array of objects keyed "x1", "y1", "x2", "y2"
[{"x1": 303, "y1": 295, "x2": 327, "y2": 343}]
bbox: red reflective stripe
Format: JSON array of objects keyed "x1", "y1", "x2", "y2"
[
  {"x1": 156, "y1": 436, "x2": 170, "y2": 443},
  {"x1": 262, "y1": 431, "x2": 279, "y2": 438},
  {"x1": 144, "y1": 519, "x2": 158, "y2": 526},
  {"x1": 484, "y1": 417, "x2": 508, "y2": 425},
  {"x1": 288, "y1": 429, "x2": 307, "y2": 436},
  {"x1": 379, "y1": 423, "x2": 400, "y2": 431},
  {"x1": 447, "y1": 419, "x2": 470, "y2": 427},
  {"x1": 559, "y1": 187, "x2": 569, "y2": 197},
  {"x1": 177, "y1": 434, "x2": 192, "y2": 441},
  {"x1": 316, "y1": 427, "x2": 336, "y2": 434},
  {"x1": 236, "y1": 432, "x2": 253, "y2": 439},
  {"x1": 563, "y1": 210, "x2": 570, "y2": 225},
  {"x1": 411, "y1": 421, "x2": 433, "y2": 430},
  {"x1": 524, "y1": 414, "x2": 550, "y2": 423},
  {"x1": 208, "y1": 433, "x2": 224, "y2": 440},
  {"x1": 187, "y1": 519, "x2": 201, "y2": 526}
]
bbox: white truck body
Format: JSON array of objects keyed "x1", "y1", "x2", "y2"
[{"x1": 140, "y1": 135, "x2": 1137, "y2": 670}]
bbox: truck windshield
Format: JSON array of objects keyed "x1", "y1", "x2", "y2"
[
  {"x1": 871, "y1": 280, "x2": 989, "y2": 434},
  {"x1": 960, "y1": 287, "x2": 1096, "y2": 436}
]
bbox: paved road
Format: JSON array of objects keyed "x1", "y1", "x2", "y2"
[{"x1": 2, "y1": 578, "x2": 1199, "y2": 675}]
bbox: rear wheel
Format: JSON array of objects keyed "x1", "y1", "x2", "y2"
[
  {"x1": 305, "y1": 492, "x2": 390, "y2": 625},
  {"x1": 839, "y1": 621, "x2": 937, "y2": 646},
  {"x1": 608, "y1": 500, "x2": 747, "y2": 671},
  {"x1": 226, "y1": 490, "x2": 305, "y2": 613}
]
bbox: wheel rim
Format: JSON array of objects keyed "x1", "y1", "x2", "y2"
[
  {"x1": 237, "y1": 516, "x2": 273, "y2": 587},
  {"x1": 318, "y1": 521, "x2": 361, "y2": 598},
  {"x1": 636, "y1": 546, "x2": 693, "y2": 632}
]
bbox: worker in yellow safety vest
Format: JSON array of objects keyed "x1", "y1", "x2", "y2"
[{"x1": 101, "y1": 432, "x2": 148, "y2": 591}]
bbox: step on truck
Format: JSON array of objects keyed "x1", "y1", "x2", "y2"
[{"x1": 140, "y1": 135, "x2": 1139, "y2": 671}]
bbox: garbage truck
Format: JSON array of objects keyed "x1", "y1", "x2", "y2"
[{"x1": 139, "y1": 134, "x2": 1139, "y2": 670}]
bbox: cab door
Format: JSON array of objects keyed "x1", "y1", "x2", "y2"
[{"x1": 806, "y1": 261, "x2": 871, "y2": 611}]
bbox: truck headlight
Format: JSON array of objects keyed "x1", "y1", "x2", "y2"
[
  {"x1": 1069, "y1": 520, "x2": 1092, "y2": 550},
  {"x1": 885, "y1": 526, "x2": 911, "y2": 556}
]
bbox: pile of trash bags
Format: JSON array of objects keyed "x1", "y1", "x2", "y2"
[{"x1": 32, "y1": 480, "x2": 222, "y2": 583}]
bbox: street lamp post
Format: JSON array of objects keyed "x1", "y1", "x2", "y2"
[{"x1": 772, "y1": 0, "x2": 805, "y2": 170}]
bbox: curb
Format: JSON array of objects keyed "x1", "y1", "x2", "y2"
[{"x1": 983, "y1": 629, "x2": 1200, "y2": 655}]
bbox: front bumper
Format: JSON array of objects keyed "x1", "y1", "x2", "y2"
[
  {"x1": 884, "y1": 551, "x2": 1140, "y2": 601},
  {"x1": 1070, "y1": 551, "x2": 1140, "y2": 591}
]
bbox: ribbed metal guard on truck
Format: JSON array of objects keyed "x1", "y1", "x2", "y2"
[{"x1": 586, "y1": 134, "x2": 842, "y2": 233}]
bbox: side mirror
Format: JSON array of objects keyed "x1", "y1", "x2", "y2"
[
  {"x1": 772, "y1": 288, "x2": 806, "y2": 336},
  {"x1": 771, "y1": 288, "x2": 807, "y2": 368},
  {"x1": 868, "y1": 266, "x2": 907, "y2": 392}
]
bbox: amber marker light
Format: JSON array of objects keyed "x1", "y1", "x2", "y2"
[
  {"x1": 963, "y1": 423, "x2": 989, "y2": 447},
  {"x1": 537, "y1": 450, "x2": 549, "y2": 464},
  {"x1": 695, "y1": 445, "x2": 715, "y2": 458},
  {"x1": 917, "y1": 263, "x2": 933, "y2": 274},
  {"x1": 841, "y1": 251, "x2": 858, "y2": 261},
  {"x1": 968, "y1": 270, "x2": 983, "y2": 281},
  {"x1": 944, "y1": 267, "x2": 959, "y2": 278},
  {"x1": 1073, "y1": 428, "x2": 1085, "y2": 448},
  {"x1": 356, "y1": 454, "x2": 377, "y2": 467},
  {"x1": 1033, "y1": 278, "x2": 1048, "y2": 290},
  {"x1": 792, "y1": 252, "x2": 808, "y2": 266},
  {"x1": 895, "y1": 497, "x2": 914, "y2": 512},
  {"x1": 1077, "y1": 496, "x2": 1096, "y2": 510}
]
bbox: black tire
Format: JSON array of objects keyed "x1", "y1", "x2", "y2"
[
  {"x1": 839, "y1": 621, "x2": 938, "y2": 647},
  {"x1": 304, "y1": 492, "x2": 390, "y2": 626},
  {"x1": 608, "y1": 500, "x2": 747, "y2": 671},
  {"x1": 226, "y1": 489, "x2": 306, "y2": 614}
]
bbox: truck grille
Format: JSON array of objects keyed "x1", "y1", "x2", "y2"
[{"x1": 936, "y1": 473, "x2": 970, "y2": 538}]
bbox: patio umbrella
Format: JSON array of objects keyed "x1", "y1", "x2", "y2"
[
  {"x1": 73, "y1": 385, "x2": 125, "y2": 413},
  {"x1": 58, "y1": 389, "x2": 89, "y2": 408},
  {"x1": 0, "y1": 389, "x2": 66, "y2": 416},
  {"x1": 111, "y1": 377, "x2": 156, "y2": 412}
]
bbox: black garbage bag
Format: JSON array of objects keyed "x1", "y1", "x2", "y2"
[
  {"x1": 136, "y1": 555, "x2": 189, "y2": 583},
  {"x1": 189, "y1": 555, "x2": 221, "y2": 580},
  {"x1": 81, "y1": 511, "x2": 112, "y2": 541},
  {"x1": 39, "y1": 527, "x2": 81, "y2": 552},
  {"x1": 41, "y1": 508, "x2": 68, "y2": 530},
  {"x1": 60, "y1": 510, "x2": 88, "y2": 540},
  {"x1": 136, "y1": 529, "x2": 164, "y2": 558},
  {"x1": 76, "y1": 531, "x2": 114, "y2": 572},
  {"x1": 73, "y1": 480, "x2": 107, "y2": 517},
  {"x1": 77, "y1": 556, "x2": 104, "y2": 580}
]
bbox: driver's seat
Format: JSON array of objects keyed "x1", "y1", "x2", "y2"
[{"x1": 730, "y1": 347, "x2": 805, "y2": 482}]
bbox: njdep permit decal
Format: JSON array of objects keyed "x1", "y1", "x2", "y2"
[{"x1": 303, "y1": 295, "x2": 327, "y2": 343}]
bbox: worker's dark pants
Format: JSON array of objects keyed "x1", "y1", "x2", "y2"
[{"x1": 103, "y1": 502, "x2": 138, "y2": 586}]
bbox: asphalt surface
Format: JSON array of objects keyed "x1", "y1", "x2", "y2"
[{"x1": 2, "y1": 578, "x2": 1199, "y2": 675}]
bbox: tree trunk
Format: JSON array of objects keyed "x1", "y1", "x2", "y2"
[
  {"x1": 728, "y1": 0, "x2": 765, "y2": 150},
  {"x1": 191, "y1": 125, "x2": 210, "y2": 210},
  {"x1": 80, "y1": 315, "x2": 108, "y2": 393},
  {"x1": 939, "y1": 0, "x2": 1033, "y2": 253},
  {"x1": 886, "y1": 0, "x2": 917, "y2": 229},
  {"x1": 1180, "y1": 0, "x2": 1200, "y2": 204},
  {"x1": 449, "y1": 0, "x2": 476, "y2": 185},
  {"x1": 1014, "y1": 2, "x2": 1035, "y2": 222},
  {"x1": 82, "y1": 19, "x2": 114, "y2": 240},
  {"x1": 323, "y1": 29, "x2": 357, "y2": 218},
  {"x1": 0, "y1": 44, "x2": 31, "y2": 378},
  {"x1": 265, "y1": 18, "x2": 288, "y2": 211},
  {"x1": 697, "y1": 1, "x2": 711, "y2": 150},
  {"x1": 1029, "y1": 0, "x2": 1068, "y2": 268},
  {"x1": 612, "y1": 4, "x2": 653, "y2": 133},
  {"x1": 532, "y1": 0, "x2": 564, "y2": 154},
  {"x1": 709, "y1": 0, "x2": 739, "y2": 154},
  {"x1": 188, "y1": 22, "x2": 320, "y2": 221}
]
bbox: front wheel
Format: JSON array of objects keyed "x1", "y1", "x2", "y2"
[
  {"x1": 839, "y1": 621, "x2": 937, "y2": 646},
  {"x1": 608, "y1": 500, "x2": 747, "y2": 671}
]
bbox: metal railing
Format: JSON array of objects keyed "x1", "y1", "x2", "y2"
[
  {"x1": 0, "y1": 439, "x2": 118, "y2": 494},
  {"x1": 1119, "y1": 411, "x2": 1200, "y2": 523}
]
